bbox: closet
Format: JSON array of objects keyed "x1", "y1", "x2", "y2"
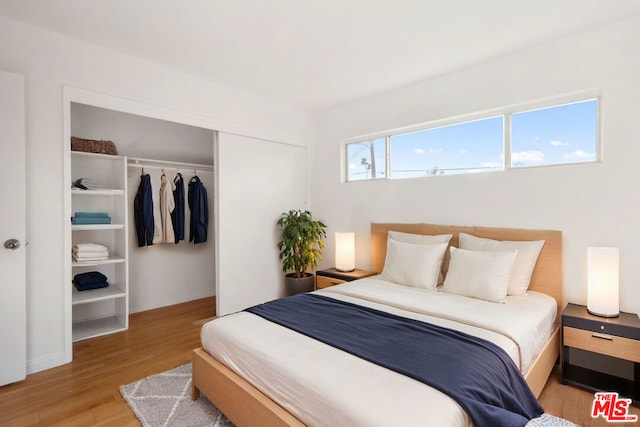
[
  {"x1": 126, "y1": 157, "x2": 214, "y2": 313},
  {"x1": 68, "y1": 102, "x2": 215, "y2": 341},
  {"x1": 63, "y1": 88, "x2": 309, "y2": 363}
]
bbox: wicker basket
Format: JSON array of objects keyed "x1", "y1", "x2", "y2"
[{"x1": 71, "y1": 137, "x2": 118, "y2": 155}]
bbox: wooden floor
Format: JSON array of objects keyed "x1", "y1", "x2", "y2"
[
  {"x1": 1, "y1": 296, "x2": 637, "y2": 427},
  {"x1": 0, "y1": 297, "x2": 215, "y2": 426}
]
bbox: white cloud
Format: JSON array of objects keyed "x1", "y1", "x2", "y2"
[
  {"x1": 564, "y1": 150, "x2": 595, "y2": 159},
  {"x1": 458, "y1": 149, "x2": 469, "y2": 155},
  {"x1": 550, "y1": 140, "x2": 570, "y2": 147},
  {"x1": 348, "y1": 163, "x2": 356, "y2": 170},
  {"x1": 511, "y1": 150, "x2": 544, "y2": 163},
  {"x1": 412, "y1": 147, "x2": 443, "y2": 154}
]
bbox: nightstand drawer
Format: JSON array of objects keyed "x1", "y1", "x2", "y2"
[
  {"x1": 316, "y1": 275, "x2": 347, "y2": 289},
  {"x1": 564, "y1": 326, "x2": 640, "y2": 363}
]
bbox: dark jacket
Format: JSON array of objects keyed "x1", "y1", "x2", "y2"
[
  {"x1": 188, "y1": 176, "x2": 208, "y2": 244},
  {"x1": 171, "y1": 173, "x2": 185, "y2": 243},
  {"x1": 134, "y1": 174, "x2": 154, "y2": 247}
]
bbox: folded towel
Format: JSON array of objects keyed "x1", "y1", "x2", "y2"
[
  {"x1": 72, "y1": 249, "x2": 110, "y2": 257},
  {"x1": 74, "y1": 212, "x2": 111, "y2": 218},
  {"x1": 73, "y1": 255, "x2": 109, "y2": 262},
  {"x1": 72, "y1": 248, "x2": 109, "y2": 256},
  {"x1": 72, "y1": 217, "x2": 112, "y2": 225},
  {"x1": 74, "y1": 281, "x2": 109, "y2": 292},
  {"x1": 73, "y1": 243, "x2": 108, "y2": 252},
  {"x1": 74, "y1": 271, "x2": 108, "y2": 286}
]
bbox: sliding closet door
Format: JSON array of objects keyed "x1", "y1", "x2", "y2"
[{"x1": 216, "y1": 133, "x2": 307, "y2": 316}]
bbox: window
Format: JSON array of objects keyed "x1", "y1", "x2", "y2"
[
  {"x1": 346, "y1": 138, "x2": 386, "y2": 181},
  {"x1": 511, "y1": 99, "x2": 598, "y2": 168},
  {"x1": 390, "y1": 116, "x2": 503, "y2": 178},
  {"x1": 345, "y1": 97, "x2": 598, "y2": 182}
]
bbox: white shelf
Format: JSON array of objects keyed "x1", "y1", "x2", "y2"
[
  {"x1": 71, "y1": 188, "x2": 124, "y2": 196},
  {"x1": 71, "y1": 255, "x2": 126, "y2": 267},
  {"x1": 69, "y1": 151, "x2": 129, "y2": 344},
  {"x1": 71, "y1": 151, "x2": 122, "y2": 161},
  {"x1": 72, "y1": 284, "x2": 126, "y2": 305},
  {"x1": 72, "y1": 316, "x2": 126, "y2": 342},
  {"x1": 72, "y1": 224, "x2": 125, "y2": 231}
]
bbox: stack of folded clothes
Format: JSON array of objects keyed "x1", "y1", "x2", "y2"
[
  {"x1": 72, "y1": 243, "x2": 109, "y2": 262},
  {"x1": 72, "y1": 212, "x2": 111, "y2": 225},
  {"x1": 73, "y1": 271, "x2": 109, "y2": 291}
]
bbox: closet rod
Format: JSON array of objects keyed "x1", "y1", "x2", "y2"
[
  {"x1": 127, "y1": 164, "x2": 214, "y2": 174},
  {"x1": 127, "y1": 157, "x2": 213, "y2": 172}
]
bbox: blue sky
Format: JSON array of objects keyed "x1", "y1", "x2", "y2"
[
  {"x1": 511, "y1": 99, "x2": 597, "y2": 167},
  {"x1": 347, "y1": 99, "x2": 597, "y2": 180}
]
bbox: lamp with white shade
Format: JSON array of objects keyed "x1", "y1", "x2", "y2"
[
  {"x1": 335, "y1": 232, "x2": 355, "y2": 272},
  {"x1": 587, "y1": 246, "x2": 619, "y2": 318}
]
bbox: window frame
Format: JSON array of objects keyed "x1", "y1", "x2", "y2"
[
  {"x1": 508, "y1": 98, "x2": 600, "y2": 170},
  {"x1": 343, "y1": 138, "x2": 388, "y2": 181},
  {"x1": 388, "y1": 114, "x2": 506, "y2": 179},
  {"x1": 343, "y1": 91, "x2": 601, "y2": 182}
]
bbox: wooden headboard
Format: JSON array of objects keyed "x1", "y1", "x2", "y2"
[{"x1": 371, "y1": 223, "x2": 563, "y2": 312}]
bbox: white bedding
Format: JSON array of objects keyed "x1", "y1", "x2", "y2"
[
  {"x1": 201, "y1": 277, "x2": 557, "y2": 427},
  {"x1": 323, "y1": 276, "x2": 557, "y2": 374}
]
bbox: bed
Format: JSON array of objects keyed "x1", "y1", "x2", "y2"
[{"x1": 192, "y1": 223, "x2": 563, "y2": 426}]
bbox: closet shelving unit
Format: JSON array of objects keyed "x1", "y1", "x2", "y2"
[{"x1": 70, "y1": 151, "x2": 129, "y2": 342}]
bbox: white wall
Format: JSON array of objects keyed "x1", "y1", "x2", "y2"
[
  {"x1": 71, "y1": 103, "x2": 215, "y2": 165},
  {"x1": 312, "y1": 16, "x2": 640, "y2": 315},
  {"x1": 0, "y1": 16, "x2": 314, "y2": 374}
]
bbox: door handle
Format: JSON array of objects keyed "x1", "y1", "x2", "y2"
[{"x1": 4, "y1": 239, "x2": 20, "y2": 250}]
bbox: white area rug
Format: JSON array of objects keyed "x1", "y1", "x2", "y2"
[
  {"x1": 120, "y1": 363, "x2": 233, "y2": 427},
  {"x1": 527, "y1": 414, "x2": 578, "y2": 427}
]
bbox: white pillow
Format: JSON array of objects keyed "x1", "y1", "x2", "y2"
[
  {"x1": 387, "y1": 231, "x2": 452, "y2": 284},
  {"x1": 388, "y1": 230, "x2": 453, "y2": 245},
  {"x1": 442, "y1": 247, "x2": 517, "y2": 303},
  {"x1": 381, "y1": 240, "x2": 449, "y2": 290},
  {"x1": 458, "y1": 233, "x2": 545, "y2": 296}
]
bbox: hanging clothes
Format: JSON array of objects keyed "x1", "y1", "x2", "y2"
[
  {"x1": 133, "y1": 173, "x2": 154, "y2": 247},
  {"x1": 188, "y1": 175, "x2": 208, "y2": 244},
  {"x1": 159, "y1": 173, "x2": 175, "y2": 243},
  {"x1": 151, "y1": 173, "x2": 164, "y2": 244},
  {"x1": 171, "y1": 173, "x2": 185, "y2": 244}
]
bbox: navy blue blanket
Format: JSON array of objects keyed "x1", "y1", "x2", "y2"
[{"x1": 246, "y1": 293, "x2": 543, "y2": 427}]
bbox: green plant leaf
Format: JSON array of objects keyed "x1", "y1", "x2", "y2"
[{"x1": 276, "y1": 209, "x2": 327, "y2": 276}]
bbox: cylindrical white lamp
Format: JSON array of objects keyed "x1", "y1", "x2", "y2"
[
  {"x1": 587, "y1": 247, "x2": 619, "y2": 318},
  {"x1": 335, "y1": 232, "x2": 355, "y2": 272}
]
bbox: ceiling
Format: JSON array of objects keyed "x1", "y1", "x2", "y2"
[{"x1": 1, "y1": 0, "x2": 640, "y2": 111}]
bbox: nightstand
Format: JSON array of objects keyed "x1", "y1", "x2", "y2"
[
  {"x1": 562, "y1": 303, "x2": 640, "y2": 404},
  {"x1": 315, "y1": 268, "x2": 376, "y2": 290}
]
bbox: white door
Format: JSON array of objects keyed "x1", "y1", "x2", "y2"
[
  {"x1": 216, "y1": 133, "x2": 307, "y2": 316},
  {"x1": 0, "y1": 70, "x2": 27, "y2": 385}
]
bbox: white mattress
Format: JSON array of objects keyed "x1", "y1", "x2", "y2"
[{"x1": 201, "y1": 277, "x2": 557, "y2": 427}]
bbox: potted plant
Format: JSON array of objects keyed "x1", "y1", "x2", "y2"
[{"x1": 277, "y1": 209, "x2": 327, "y2": 296}]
